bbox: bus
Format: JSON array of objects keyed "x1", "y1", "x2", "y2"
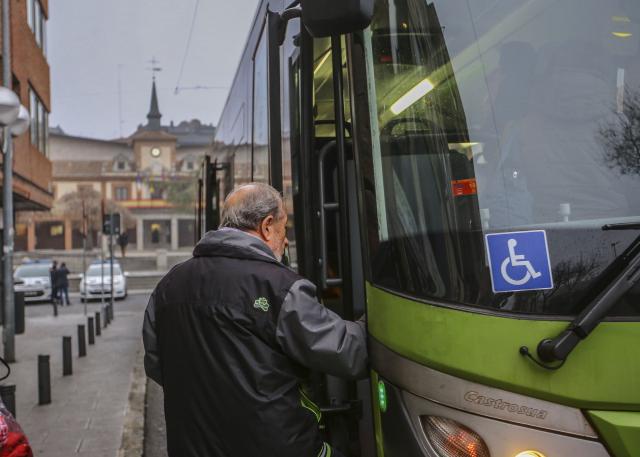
[{"x1": 198, "y1": 0, "x2": 640, "y2": 455}]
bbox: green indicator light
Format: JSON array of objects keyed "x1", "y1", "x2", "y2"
[{"x1": 378, "y1": 381, "x2": 387, "y2": 413}]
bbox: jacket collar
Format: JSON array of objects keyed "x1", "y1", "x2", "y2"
[{"x1": 193, "y1": 228, "x2": 279, "y2": 264}]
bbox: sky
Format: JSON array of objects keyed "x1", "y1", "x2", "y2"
[{"x1": 48, "y1": 0, "x2": 259, "y2": 140}]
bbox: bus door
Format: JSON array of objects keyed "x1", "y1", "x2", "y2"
[
  {"x1": 309, "y1": 33, "x2": 372, "y2": 457},
  {"x1": 197, "y1": 156, "x2": 232, "y2": 239},
  {"x1": 274, "y1": 12, "x2": 373, "y2": 457}
]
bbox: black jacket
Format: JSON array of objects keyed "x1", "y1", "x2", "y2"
[
  {"x1": 143, "y1": 228, "x2": 367, "y2": 457},
  {"x1": 57, "y1": 267, "x2": 70, "y2": 288}
]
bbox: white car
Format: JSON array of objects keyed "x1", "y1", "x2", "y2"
[
  {"x1": 80, "y1": 263, "x2": 127, "y2": 302},
  {"x1": 14, "y1": 262, "x2": 53, "y2": 303}
]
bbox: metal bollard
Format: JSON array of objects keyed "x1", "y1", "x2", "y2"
[
  {"x1": 62, "y1": 336, "x2": 72, "y2": 376},
  {"x1": 88, "y1": 317, "x2": 95, "y2": 345},
  {"x1": 0, "y1": 385, "x2": 16, "y2": 417},
  {"x1": 14, "y1": 292, "x2": 25, "y2": 335},
  {"x1": 38, "y1": 355, "x2": 51, "y2": 405},
  {"x1": 78, "y1": 325, "x2": 86, "y2": 357},
  {"x1": 95, "y1": 311, "x2": 101, "y2": 336}
]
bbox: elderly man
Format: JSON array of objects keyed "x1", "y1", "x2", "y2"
[{"x1": 143, "y1": 182, "x2": 367, "y2": 457}]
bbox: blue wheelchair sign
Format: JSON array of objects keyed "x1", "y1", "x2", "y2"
[{"x1": 485, "y1": 230, "x2": 554, "y2": 293}]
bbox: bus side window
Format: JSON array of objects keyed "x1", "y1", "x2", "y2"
[
  {"x1": 284, "y1": 51, "x2": 302, "y2": 271},
  {"x1": 252, "y1": 25, "x2": 269, "y2": 183}
]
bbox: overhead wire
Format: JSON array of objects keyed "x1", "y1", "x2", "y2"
[{"x1": 175, "y1": 0, "x2": 201, "y2": 94}]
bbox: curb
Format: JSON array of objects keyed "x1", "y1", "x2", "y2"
[{"x1": 118, "y1": 342, "x2": 147, "y2": 457}]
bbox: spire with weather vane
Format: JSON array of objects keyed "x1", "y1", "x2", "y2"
[{"x1": 146, "y1": 57, "x2": 163, "y2": 130}]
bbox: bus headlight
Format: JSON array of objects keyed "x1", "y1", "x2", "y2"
[
  {"x1": 421, "y1": 416, "x2": 490, "y2": 457},
  {"x1": 515, "y1": 452, "x2": 545, "y2": 457}
]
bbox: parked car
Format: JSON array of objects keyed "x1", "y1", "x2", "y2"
[
  {"x1": 13, "y1": 260, "x2": 53, "y2": 303},
  {"x1": 79, "y1": 261, "x2": 127, "y2": 302}
]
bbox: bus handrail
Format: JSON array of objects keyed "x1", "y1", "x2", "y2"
[{"x1": 318, "y1": 140, "x2": 343, "y2": 290}]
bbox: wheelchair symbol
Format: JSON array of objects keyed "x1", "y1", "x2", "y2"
[{"x1": 500, "y1": 238, "x2": 542, "y2": 286}]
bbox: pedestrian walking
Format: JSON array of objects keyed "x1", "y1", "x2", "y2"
[
  {"x1": 117, "y1": 232, "x2": 129, "y2": 258},
  {"x1": 49, "y1": 261, "x2": 59, "y2": 305},
  {"x1": 58, "y1": 262, "x2": 71, "y2": 306},
  {"x1": 143, "y1": 183, "x2": 367, "y2": 457}
]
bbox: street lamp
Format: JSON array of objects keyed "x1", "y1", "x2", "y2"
[
  {"x1": 0, "y1": 89, "x2": 19, "y2": 127},
  {"x1": 0, "y1": 87, "x2": 30, "y2": 363},
  {"x1": 10, "y1": 105, "x2": 30, "y2": 137}
]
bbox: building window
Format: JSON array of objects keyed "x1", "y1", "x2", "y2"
[
  {"x1": 150, "y1": 183, "x2": 164, "y2": 200},
  {"x1": 29, "y1": 87, "x2": 49, "y2": 157},
  {"x1": 27, "y1": 0, "x2": 47, "y2": 54},
  {"x1": 27, "y1": 0, "x2": 33, "y2": 30},
  {"x1": 114, "y1": 186, "x2": 129, "y2": 201},
  {"x1": 29, "y1": 90, "x2": 36, "y2": 145},
  {"x1": 113, "y1": 154, "x2": 130, "y2": 172}
]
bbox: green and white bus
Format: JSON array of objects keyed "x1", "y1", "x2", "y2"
[{"x1": 200, "y1": 0, "x2": 640, "y2": 455}]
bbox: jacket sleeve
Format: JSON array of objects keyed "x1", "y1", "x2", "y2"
[
  {"x1": 275, "y1": 279, "x2": 368, "y2": 380},
  {"x1": 142, "y1": 292, "x2": 163, "y2": 386}
]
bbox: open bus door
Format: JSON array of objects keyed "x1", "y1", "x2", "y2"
[
  {"x1": 272, "y1": 12, "x2": 373, "y2": 456},
  {"x1": 196, "y1": 156, "x2": 231, "y2": 242},
  {"x1": 313, "y1": 35, "x2": 373, "y2": 457}
]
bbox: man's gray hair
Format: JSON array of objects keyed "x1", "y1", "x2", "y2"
[{"x1": 219, "y1": 183, "x2": 284, "y2": 231}]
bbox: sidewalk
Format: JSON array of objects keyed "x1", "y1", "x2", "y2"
[{"x1": 2, "y1": 295, "x2": 149, "y2": 457}]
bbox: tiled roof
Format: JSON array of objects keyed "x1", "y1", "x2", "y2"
[{"x1": 130, "y1": 129, "x2": 177, "y2": 142}]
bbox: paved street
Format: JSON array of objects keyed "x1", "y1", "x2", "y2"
[
  {"x1": 2, "y1": 293, "x2": 151, "y2": 457},
  {"x1": 144, "y1": 379, "x2": 167, "y2": 457}
]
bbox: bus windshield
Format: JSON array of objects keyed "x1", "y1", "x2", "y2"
[{"x1": 360, "y1": 0, "x2": 640, "y2": 316}]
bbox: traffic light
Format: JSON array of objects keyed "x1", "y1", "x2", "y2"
[{"x1": 102, "y1": 213, "x2": 121, "y2": 235}]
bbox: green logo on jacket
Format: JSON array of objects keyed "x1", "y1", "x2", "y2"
[{"x1": 253, "y1": 297, "x2": 270, "y2": 312}]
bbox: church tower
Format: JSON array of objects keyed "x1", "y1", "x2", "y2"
[{"x1": 132, "y1": 78, "x2": 177, "y2": 175}]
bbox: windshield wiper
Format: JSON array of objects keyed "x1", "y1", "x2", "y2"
[
  {"x1": 602, "y1": 222, "x2": 640, "y2": 231},
  {"x1": 535, "y1": 222, "x2": 640, "y2": 365}
]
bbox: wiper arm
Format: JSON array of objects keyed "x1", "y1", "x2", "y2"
[
  {"x1": 535, "y1": 223, "x2": 640, "y2": 364},
  {"x1": 602, "y1": 222, "x2": 640, "y2": 231}
]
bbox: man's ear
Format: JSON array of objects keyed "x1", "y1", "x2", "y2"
[{"x1": 260, "y1": 215, "x2": 275, "y2": 241}]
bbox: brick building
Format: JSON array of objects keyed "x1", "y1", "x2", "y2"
[{"x1": 1, "y1": 0, "x2": 53, "y2": 214}]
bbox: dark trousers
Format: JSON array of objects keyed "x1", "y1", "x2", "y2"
[
  {"x1": 60, "y1": 286, "x2": 70, "y2": 305},
  {"x1": 51, "y1": 287, "x2": 59, "y2": 303}
]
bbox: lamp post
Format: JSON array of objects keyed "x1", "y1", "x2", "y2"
[
  {"x1": 0, "y1": 94, "x2": 29, "y2": 363},
  {"x1": 1, "y1": 0, "x2": 31, "y2": 363},
  {"x1": 2, "y1": 0, "x2": 31, "y2": 363}
]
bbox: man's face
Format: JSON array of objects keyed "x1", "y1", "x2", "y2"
[
  {"x1": 272, "y1": 211, "x2": 288, "y2": 262},
  {"x1": 259, "y1": 204, "x2": 289, "y2": 262}
]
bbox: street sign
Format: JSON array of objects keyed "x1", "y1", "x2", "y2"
[
  {"x1": 485, "y1": 230, "x2": 554, "y2": 293},
  {"x1": 102, "y1": 213, "x2": 121, "y2": 236}
]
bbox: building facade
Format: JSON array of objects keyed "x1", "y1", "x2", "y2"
[
  {"x1": 2, "y1": 0, "x2": 53, "y2": 213},
  {"x1": 17, "y1": 80, "x2": 217, "y2": 252}
]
